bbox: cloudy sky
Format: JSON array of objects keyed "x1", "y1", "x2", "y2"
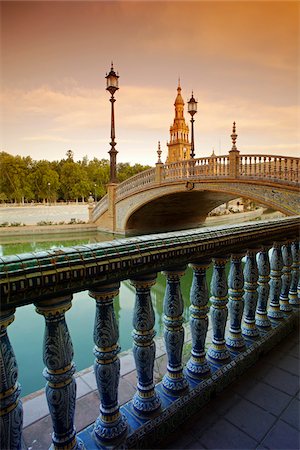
[{"x1": 1, "y1": 1, "x2": 299, "y2": 165}]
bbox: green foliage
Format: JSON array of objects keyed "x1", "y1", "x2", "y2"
[{"x1": 0, "y1": 152, "x2": 151, "y2": 203}]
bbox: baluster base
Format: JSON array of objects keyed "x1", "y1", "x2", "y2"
[
  {"x1": 267, "y1": 308, "x2": 284, "y2": 320},
  {"x1": 226, "y1": 331, "x2": 245, "y2": 350},
  {"x1": 162, "y1": 367, "x2": 188, "y2": 394},
  {"x1": 186, "y1": 355, "x2": 210, "y2": 378},
  {"x1": 241, "y1": 321, "x2": 259, "y2": 338},
  {"x1": 132, "y1": 389, "x2": 161, "y2": 415},
  {"x1": 93, "y1": 413, "x2": 127, "y2": 446},
  {"x1": 50, "y1": 435, "x2": 85, "y2": 450},
  {"x1": 280, "y1": 298, "x2": 293, "y2": 313},
  {"x1": 288, "y1": 292, "x2": 299, "y2": 306},
  {"x1": 207, "y1": 341, "x2": 230, "y2": 363}
]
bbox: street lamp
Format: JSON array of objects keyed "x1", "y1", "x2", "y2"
[
  {"x1": 187, "y1": 92, "x2": 197, "y2": 159},
  {"x1": 94, "y1": 183, "x2": 97, "y2": 202},
  {"x1": 47, "y1": 182, "x2": 51, "y2": 206},
  {"x1": 106, "y1": 62, "x2": 119, "y2": 183}
]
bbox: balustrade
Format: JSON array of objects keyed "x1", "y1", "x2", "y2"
[{"x1": 0, "y1": 218, "x2": 299, "y2": 449}]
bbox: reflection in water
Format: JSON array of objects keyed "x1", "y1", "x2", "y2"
[{"x1": 2, "y1": 232, "x2": 216, "y2": 396}]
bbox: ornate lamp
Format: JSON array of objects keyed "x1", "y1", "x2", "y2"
[
  {"x1": 106, "y1": 63, "x2": 119, "y2": 183},
  {"x1": 187, "y1": 92, "x2": 197, "y2": 159}
]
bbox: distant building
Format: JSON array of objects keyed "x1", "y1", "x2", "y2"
[{"x1": 166, "y1": 81, "x2": 191, "y2": 163}]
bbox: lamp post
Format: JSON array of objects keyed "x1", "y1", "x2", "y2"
[
  {"x1": 187, "y1": 92, "x2": 197, "y2": 159},
  {"x1": 106, "y1": 63, "x2": 119, "y2": 183},
  {"x1": 47, "y1": 182, "x2": 51, "y2": 206},
  {"x1": 94, "y1": 183, "x2": 97, "y2": 202}
]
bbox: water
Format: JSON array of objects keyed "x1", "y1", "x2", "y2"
[{"x1": 1, "y1": 232, "x2": 200, "y2": 397}]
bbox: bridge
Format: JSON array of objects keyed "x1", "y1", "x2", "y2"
[{"x1": 92, "y1": 148, "x2": 300, "y2": 234}]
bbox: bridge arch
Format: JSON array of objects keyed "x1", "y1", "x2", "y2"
[{"x1": 93, "y1": 154, "x2": 300, "y2": 234}]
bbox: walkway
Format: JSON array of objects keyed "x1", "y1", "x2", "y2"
[
  {"x1": 163, "y1": 324, "x2": 299, "y2": 450},
  {"x1": 21, "y1": 322, "x2": 299, "y2": 449}
]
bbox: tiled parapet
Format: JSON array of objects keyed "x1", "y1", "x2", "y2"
[{"x1": 0, "y1": 218, "x2": 299, "y2": 450}]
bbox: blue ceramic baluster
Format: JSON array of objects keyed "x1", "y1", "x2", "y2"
[
  {"x1": 162, "y1": 268, "x2": 188, "y2": 394},
  {"x1": 268, "y1": 242, "x2": 284, "y2": 320},
  {"x1": 35, "y1": 296, "x2": 84, "y2": 450},
  {"x1": 242, "y1": 249, "x2": 259, "y2": 338},
  {"x1": 207, "y1": 257, "x2": 230, "y2": 363},
  {"x1": 130, "y1": 274, "x2": 161, "y2": 414},
  {"x1": 89, "y1": 283, "x2": 127, "y2": 445},
  {"x1": 186, "y1": 261, "x2": 211, "y2": 378},
  {"x1": 0, "y1": 310, "x2": 23, "y2": 450},
  {"x1": 289, "y1": 241, "x2": 299, "y2": 306},
  {"x1": 226, "y1": 253, "x2": 245, "y2": 349},
  {"x1": 256, "y1": 246, "x2": 271, "y2": 328},
  {"x1": 280, "y1": 242, "x2": 293, "y2": 313}
]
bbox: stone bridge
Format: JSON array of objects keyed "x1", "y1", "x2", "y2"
[{"x1": 92, "y1": 152, "x2": 299, "y2": 234}]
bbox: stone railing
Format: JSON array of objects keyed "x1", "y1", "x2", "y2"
[
  {"x1": 239, "y1": 155, "x2": 299, "y2": 183},
  {"x1": 92, "y1": 193, "x2": 108, "y2": 218},
  {"x1": 1, "y1": 217, "x2": 299, "y2": 449},
  {"x1": 162, "y1": 155, "x2": 230, "y2": 181},
  {"x1": 115, "y1": 168, "x2": 156, "y2": 202}
]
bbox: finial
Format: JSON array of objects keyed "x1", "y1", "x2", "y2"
[
  {"x1": 178, "y1": 77, "x2": 181, "y2": 88},
  {"x1": 111, "y1": 61, "x2": 114, "y2": 69},
  {"x1": 157, "y1": 141, "x2": 162, "y2": 163},
  {"x1": 231, "y1": 121, "x2": 238, "y2": 151}
]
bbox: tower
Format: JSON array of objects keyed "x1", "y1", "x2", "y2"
[{"x1": 166, "y1": 81, "x2": 191, "y2": 163}]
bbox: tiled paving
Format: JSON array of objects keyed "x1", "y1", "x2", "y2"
[
  {"x1": 22, "y1": 324, "x2": 299, "y2": 450},
  {"x1": 163, "y1": 325, "x2": 300, "y2": 450}
]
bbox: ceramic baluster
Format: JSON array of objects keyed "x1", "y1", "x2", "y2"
[
  {"x1": 162, "y1": 268, "x2": 188, "y2": 394},
  {"x1": 0, "y1": 310, "x2": 23, "y2": 450},
  {"x1": 130, "y1": 274, "x2": 161, "y2": 414},
  {"x1": 186, "y1": 261, "x2": 211, "y2": 378},
  {"x1": 226, "y1": 253, "x2": 245, "y2": 349},
  {"x1": 35, "y1": 296, "x2": 84, "y2": 450},
  {"x1": 256, "y1": 246, "x2": 271, "y2": 328},
  {"x1": 207, "y1": 257, "x2": 230, "y2": 363}
]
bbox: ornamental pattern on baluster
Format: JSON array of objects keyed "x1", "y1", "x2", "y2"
[
  {"x1": 242, "y1": 249, "x2": 259, "y2": 338},
  {"x1": 268, "y1": 242, "x2": 284, "y2": 320},
  {"x1": 130, "y1": 274, "x2": 161, "y2": 414},
  {"x1": 89, "y1": 283, "x2": 127, "y2": 445},
  {"x1": 186, "y1": 261, "x2": 211, "y2": 378},
  {"x1": 226, "y1": 253, "x2": 245, "y2": 349},
  {"x1": 162, "y1": 268, "x2": 189, "y2": 394},
  {"x1": 35, "y1": 296, "x2": 84, "y2": 450},
  {"x1": 280, "y1": 242, "x2": 293, "y2": 313},
  {"x1": 256, "y1": 246, "x2": 271, "y2": 328},
  {"x1": 207, "y1": 257, "x2": 231, "y2": 363},
  {"x1": 289, "y1": 241, "x2": 299, "y2": 306},
  {"x1": 0, "y1": 310, "x2": 23, "y2": 450}
]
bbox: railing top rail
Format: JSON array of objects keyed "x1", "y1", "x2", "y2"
[
  {"x1": 240, "y1": 154, "x2": 299, "y2": 160},
  {"x1": 1, "y1": 217, "x2": 299, "y2": 309}
]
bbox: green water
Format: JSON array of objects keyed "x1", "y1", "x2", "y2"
[{"x1": 1, "y1": 232, "x2": 201, "y2": 397}]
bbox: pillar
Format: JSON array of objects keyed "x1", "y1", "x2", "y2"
[
  {"x1": 0, "y1": 310, "x2": 23, "y2": 450},
  {"x1": 207, "y1": 257, "x2": 230, "y2": 363},
  {"x1": 256, "y1": 246, "x2": 271, "y2": 328},
  {"x1": 268, "y1": 242, "x2": 284, "y2": 320},
  {"x1": 162, "y1": 268, "x2": 188, "y2": 394},
  {"x1": 280, "y1": 242, "x2": 293, "y2": 313},
  {"x1": 289, "y1": 241, "x2": 299, "y2": 306},
  {"x1": 242, "y1": 249, "x2": 259, "y2": 338},
  {"x1": 130, "y1": 274, "x2": 161, "y2": 414},
  {"x1": 186, "y1": 261, "x2": 211, "y2": 378},
  {"x1": 89, "y1": 283, "x2": 127, "y2": 445},
  {"x1": 35, "y1": 296, "x2": 84, "y2": 450},
  {"x1": 226, "y1": 253, "x2": 245, "y2": 349}
]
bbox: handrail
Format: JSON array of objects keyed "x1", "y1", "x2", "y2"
[{"x1": 2, "y1": 217, "x2": 298, "y2": 450}]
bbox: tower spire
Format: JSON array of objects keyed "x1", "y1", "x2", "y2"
[{"x1": 231, "y1": 121, "x2": 238, "y2": 151}]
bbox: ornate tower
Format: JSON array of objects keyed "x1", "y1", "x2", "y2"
[{"x1": 167, "y1": 81, "x2": 191, "y2": 163}]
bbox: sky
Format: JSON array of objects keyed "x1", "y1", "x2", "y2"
[{"x1": 1, "y1": 0, "x2": 299, "y2": 165}]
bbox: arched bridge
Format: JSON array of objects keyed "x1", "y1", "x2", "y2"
[{"x1": 92, "y1": 153, "x2": 299, "y2": 234}]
